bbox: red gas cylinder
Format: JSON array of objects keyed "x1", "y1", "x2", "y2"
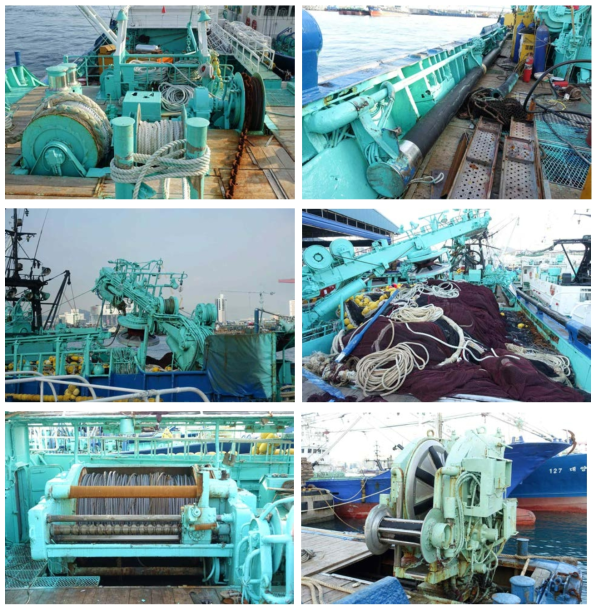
[
  {"x1": 252, "y1": 20, "x2": 258, "y2": 30},
  {"x1": 523, "y1": 55, "x2": 534, "y2": 83},
  {"x1": 246, "y1": 17, "x2": 250, "y2": 26}
]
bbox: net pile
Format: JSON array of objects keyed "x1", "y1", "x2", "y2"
[{"x1": 305, "y1": 280, "x2": 587, "y2": 402}]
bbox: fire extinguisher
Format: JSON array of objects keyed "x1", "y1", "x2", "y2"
[
  {"x1": 246, "y1": 17, "x2": 250, "y2": 26},
  {"x1": 523, "y1": 55, "x2": 534, "y2": 83},
  {"x1": 252, "y1": 20, "x2": 258, "y2": 30}
]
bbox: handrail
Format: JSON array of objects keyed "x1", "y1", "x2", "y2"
[{"x1": 5, "y1": 373, "x2": 209, "y2": 403}]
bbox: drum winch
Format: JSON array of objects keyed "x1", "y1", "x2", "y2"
[
  {"x1": 29, "y1": 463, "x2": 293, "y2": 601},
  {"x1": 364, "y1": 428, "x2": 517, "y2": 602}
]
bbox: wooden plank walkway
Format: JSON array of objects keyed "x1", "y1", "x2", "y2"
[
  {"x1": 5, "y1": 585, "x2": 236, "y2": 604},
  {"x1": 5, "y1": 86, "x2": 295, "y2": 200},
  {"x1": 301, "y1": 528, "x2": 373, "y2": 577},
  {"x1": 409, "y1": 37, "x2": 587, "y2": 200},
  {"x1": 301, "y1": 528, "x2": 373, "y2": 604}
]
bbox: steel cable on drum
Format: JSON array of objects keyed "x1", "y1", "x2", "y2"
[{"x1": 76, "y1": 470, "x2": 196, "y2": 518}]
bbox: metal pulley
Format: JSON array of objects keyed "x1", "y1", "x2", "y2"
[{"x1": 21, "y1": 92, "x2": 112, "y2": 176}]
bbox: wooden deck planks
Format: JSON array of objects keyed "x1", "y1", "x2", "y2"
[
  {"x1": 5, "y1": 586, "x2": 228, "y2": 604},
  {"x1": 301, "y1": 528, "x2": 373, "y2": 577},
  {"x1": 5, "y1": 89, "x2": 295, "y2": 200}
]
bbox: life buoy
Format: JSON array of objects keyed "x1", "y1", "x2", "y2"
[
  {"x1": 252, "y1": 20, "x2": 258, "y2": 30},
  {"x1": 246, "y1": 17, "x2": 251, "y2": 26}
]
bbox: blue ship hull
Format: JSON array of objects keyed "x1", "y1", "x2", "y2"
[
  {"x1": 309, "y1": 440, "x2": 571, "y2": 507},
  {"x1": 512, "y1": 453, "x2": 587, "y2": 513}
]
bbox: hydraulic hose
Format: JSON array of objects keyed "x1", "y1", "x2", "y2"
[{"x1": 522, "y1": 59, "x2": 592, "y2": 110}]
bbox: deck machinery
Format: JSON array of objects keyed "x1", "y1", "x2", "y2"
[
  {"x1": 6, "y1": 412, "x2": 294, "y2": 604},
  {"x1": 363, "y1": 428, "x2": 581, "y2": 603},
  {"x1": 11, "y1": 6, "x2": 268, "y2": 199}
]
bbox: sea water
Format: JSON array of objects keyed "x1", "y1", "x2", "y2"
[
  {"x1": 5, "y1": 5, "x2": 115, "y2": 77},
  {"x1": 315, "y1": 511, "x2": 587, "y2": 602},
  {"x1": 308, "y1": 11, "x2": 499, "y2": 81}
]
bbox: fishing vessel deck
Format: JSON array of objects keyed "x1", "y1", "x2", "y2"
[
  {"x1": 5, "y1": 86, "x2": 295, "y2": 200},
  {"x1": 407, "y1": 37, "x2": 591, "y2": 200}
]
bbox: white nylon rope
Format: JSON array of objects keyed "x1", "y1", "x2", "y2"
[{"x1": 110, "y1": 138, "x2": 211, "y2": 200}]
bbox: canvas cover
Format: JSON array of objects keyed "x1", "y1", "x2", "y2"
[{"x1": 205, "y1": 333, "x2": 276, "y2": 400}]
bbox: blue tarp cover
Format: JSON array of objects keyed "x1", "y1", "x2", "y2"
[{"x1": 205, "y1": 333, "x2": 276, "y2": 400}]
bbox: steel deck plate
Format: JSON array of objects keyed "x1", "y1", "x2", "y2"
[{"x1": 449, "y1": 118, "x2": 501, "y2": 199}]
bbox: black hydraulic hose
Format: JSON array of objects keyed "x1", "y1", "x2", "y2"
[
  {"x1": 403, "y1": 40, "x2": 505, "y2": 155},
  {"x1": 522, "y1": 59, "x2": 592, "y2": 110},
  {"x1": 515, "y1": 288, "x2": 591, "y2": 343}
]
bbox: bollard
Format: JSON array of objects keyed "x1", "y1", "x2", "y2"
[
  {"x1": 510, "y1": 575, "x2": 536, "y2": 604},
  {"x1": 111, "y1": 117, "x2": 135, "y2": 199},
  {"x1": 516, "y1": 537, "x2": 529, "y2": 557},
  {"x1": 185, "y1": 117, "x2": 209, "y2": 199},
  {"x1": 492, "y1": 593, "x2": 521, "y2": 604}
]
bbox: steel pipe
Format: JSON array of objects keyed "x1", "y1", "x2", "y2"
[
  {"x1": 379, "y1": 537, "x2": 420, "y2": 546},
  {"x1": 53, "y1": 534, "x2": 179, "y2": 542},
  {"x1": 48, "y1": 514, "x2": 181, "y2": 522},
  {"x1": 68, "y1": 485, "x2": 198, "y2": 498}
]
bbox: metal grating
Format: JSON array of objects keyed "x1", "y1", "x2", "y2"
[
  {"x1": 539, "y1": 143, "x2": 591, "y2": 189},
  {"x1": 31, "y1": 576, "x2": 101, "y2": 588},
  {"x1": 5, "y1": 543, "x2": 48, "y2": 589},
  {"x1": 536, "y1": 120, "x2": 590, "y2": 150}
]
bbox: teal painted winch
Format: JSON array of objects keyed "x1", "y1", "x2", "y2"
[
  {"x1": 6, "y1": 412, "x2": 294, "y2": 603},
  {"x1": 12, "y1": 7, "x2": 268, "y2": 200}
]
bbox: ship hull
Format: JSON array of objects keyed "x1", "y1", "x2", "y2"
[
  {"x1": 310, "y1": 441, "x2": 571, "y2": 509},
  {"x1": 512, "y1": 453, "x2": 587, "y2": 513}
]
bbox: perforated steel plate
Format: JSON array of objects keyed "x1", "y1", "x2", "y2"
[
  {"x1": 449, "y1": 118, "x2": 501, "y2": 199},
  {"x1": 31, "y1": 576, "x2": 101, "y2": 588},
  {"x1": 499, "y1": 118, "x2": 542, "y2": 199}
]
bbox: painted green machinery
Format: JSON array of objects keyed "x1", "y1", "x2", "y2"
[
  {"x1": 364, "y1": 428, "x2": 517, "y2": 602},
  {"x1": 6, "y1": 412, "x2": 294, "y2": 603},
  {"x1": 302, "y1": 9, "x2": 507, "y2": 199},
  {"x1": 302, "y1": 210, "x2": 492, "y2": 355},
  {"x1": 93, "y1": 258, "x2": 216, "y2": 371},
  {"x1": 14, "y1": 7, "x2": 266, "y2": 198},
  {"x1": 533, "y1": 6, "x2": 591, "y2": 83}
]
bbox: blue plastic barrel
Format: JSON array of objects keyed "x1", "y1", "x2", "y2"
[
  {"x1": 492, "y1": 593, "x2": 521, "y2": 604},
  {"x1": 534, "y1": 23, "x2": 550, "y2": 73},
  {"x1": 513, "y1": 22, "x2": 525, "y2": 63},
  {"x1": 510, "y1": 575, "x2": 536, "y2": 604}
]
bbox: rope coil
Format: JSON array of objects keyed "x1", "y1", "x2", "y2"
[
  {"x1": 159, "y1": 83, "x2": 196, "y2": 112},
  {"x1": 110, "y1": 138, "x2": 211, "y2": 200}
]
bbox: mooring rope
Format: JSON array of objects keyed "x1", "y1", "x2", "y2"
[
  {"x1": 159, "y1": 83, "x2": 196, "y2": 112},
  {"x1": 110, "y1": 138, "x2": 211, "y2": 200}
]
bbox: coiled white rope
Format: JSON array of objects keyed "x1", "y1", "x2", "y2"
[
  {"x1": 137, "y1": 120, "x2": 184, "y2": 155},
  {"x1": 159, "y1": 83, "x2": 195, "y2": 112},
  {"x1": 5, "y1": 110, "x2": 13, "y2": 131},
  {"x1": 110, "y1": 139, "x2": 211, "y2": 200},
  {"x1": 389, "y1": 304, "x2": 444, "y2": 323},
  {"x1": 129, "y1": 60, "x2": 169, "y2": 83},
  {"x1": 506, "y1": 343, "x2": 573, "y2": 385}
]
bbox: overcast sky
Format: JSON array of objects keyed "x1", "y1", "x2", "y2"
[
  {"x1": 303, "y1": 409, "x2": 588, "y2": 463},
  {"x1": 6, "y1": 208, "x2": 294, "y2": 320},
  {"x1": 378, "y1": 206, "x2": 591, "y2": 252}
]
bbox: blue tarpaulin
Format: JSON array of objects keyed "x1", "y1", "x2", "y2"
[
  {"x1": 205, "y1": 333, "x2": 276, "y2": 400},
  {"x1": 334, "y1": 577, "x2": 410, "y2": 604}
]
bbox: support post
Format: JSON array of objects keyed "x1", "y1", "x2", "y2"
[
  {"x1": 185, "y1": 117, "x2": 210, "y2": 199},
  {"x1": 111, "y1": 117, "x2": 135, "y2": 199}
]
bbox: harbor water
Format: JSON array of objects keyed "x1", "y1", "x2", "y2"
[
  {"x1": 6, "y1": 5, "x2": 120, "y2": 77},
  {"x1": 308, "y1": 11, "x2": 499, "y2": 80},
  {"x1": 313, "y1": 512, "x2": 587, "y2": 603}
]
